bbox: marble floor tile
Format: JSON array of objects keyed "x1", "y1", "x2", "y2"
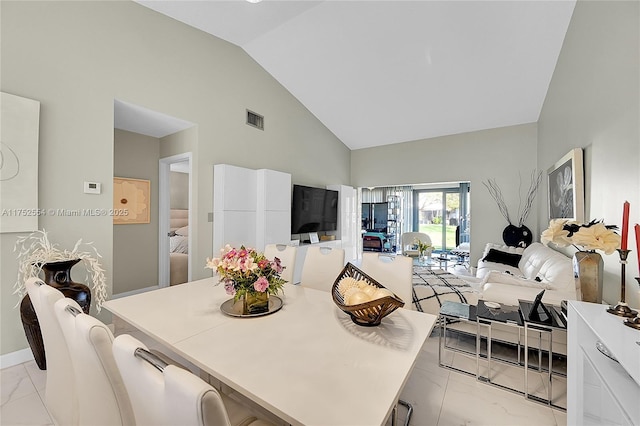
[
  {"x1": 1, "y1": 365, "x2": 37, "y2": 406},
  {"x1": 438, "y1": 373, "x2": 558, "y2": 426},
  {"x1": 23, "y1": 361, "x2": 46, "y2": 393},
  {"x1": 400, "y1": 362, "x2": 450, "y2": 426},
  {"x1": 0, "y1": 392, "x2": 52, "y2": 426}
]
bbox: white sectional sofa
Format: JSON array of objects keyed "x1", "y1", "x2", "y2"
[
  {"x1": 461, "y1": 243, "x2": 580, "y2": 354},
  {"x1": 447, "y1": 242, "x2": 576, "y2": 355},
  {"x1": 476, "y1": 242, "x2": 578, "y2": 307}
]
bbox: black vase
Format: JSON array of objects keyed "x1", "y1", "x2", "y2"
[
  {"x1": 20, "y1": 259, "x2": 92, "y2": 370},
  {"x1": 502, "y1": 224, "x2": 533, "y2": 247}
]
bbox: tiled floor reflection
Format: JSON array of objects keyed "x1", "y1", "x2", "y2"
[
  {"x1": 2, "y1": 330, "x2": 566, "y2": 426},
  {"x1": 1, "y1": 361, "x2": 53, "y2": 425}
]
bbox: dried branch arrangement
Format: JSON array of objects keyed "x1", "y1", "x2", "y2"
[
  {"x1": 483, "y1": 170, "x2": 543, "y2": 227},
  {"x1": 13, "y1": 229, "x2": 107, "y2": 311},
  {"x1": 483, "y1": 178, "x2": 512, "y2": 224}
]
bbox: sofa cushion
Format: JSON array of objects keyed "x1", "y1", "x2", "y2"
[
  {"x1": 518, "y1": 242, "x2": 552, "y2": 280},
  {"x1": 481, "y1": 243, "x2": 525, "y2": 257},
  {"x1": 536, "y1": 253, "x2": 574, "y2": 292},
  {"x1": 481, "y1": 270, "x2": 549, "y2": 290},
  {"x1": 482, "y1": 282, "x2": 573, "y2": 306},
  {"x1": 476, "y1": 243, "x2": 525, "y2": 279},
  {"x1": 482, "y1": 249, "x2": 522, "y2": 268}
]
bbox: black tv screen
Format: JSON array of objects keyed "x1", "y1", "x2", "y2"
[{"x1": 291, "y1": 185, "x2": 338, "y2": 234}]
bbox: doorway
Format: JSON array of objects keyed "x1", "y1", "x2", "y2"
[
  {"x1": 413, "y1": 183, "x2": 470, "y2": 252},
  {"x1": 159, "y1": 153, "x2": 192, "y2": 287},
  {"x1": 113, "y1": 99, "x2": 195, "y2": 295}
]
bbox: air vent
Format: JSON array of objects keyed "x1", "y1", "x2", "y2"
[{"x1": 246, "y1": 110, "x2": 264, "y2": 130}]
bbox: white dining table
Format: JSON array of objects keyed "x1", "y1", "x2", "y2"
[{"x1": 104, "y1": 278, "x2": 437, "y2": 426}]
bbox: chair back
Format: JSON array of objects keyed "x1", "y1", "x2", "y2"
[
  {"x1": 401, "y1": 232, "x2": 432, "y2": 257},
  {"x1": 300, "y1": 246, "x2": 345, "y2": 291},
  {"x1": 264, "y1": 244, "x2": 297, "y2": 284},
  {"x1": 112, "y1": 334, "x2": 234, "y2": 426},
  {"x1": 54, "y1": 298, "x2": 135, "y2": 426},
  {"x1": 361, "y1": 253, "x2": 414, "y2": 309},
  {"x1": 25, "y1": 278, "x2": 76, "y2": 425}
]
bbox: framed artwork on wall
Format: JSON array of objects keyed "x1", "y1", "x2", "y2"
[
  {"x1": 0, "y1": 92, "x2": 40, "y2": 233},
  {"x1": 547, "y1": 148, "x2": 584, "y2": 222},
  {"x1": 113, "y1": 177, "x2": 150, "y2": 224}
]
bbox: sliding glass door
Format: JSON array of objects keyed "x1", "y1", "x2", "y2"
[{"x1": 413, "y1": 184, "x2": 470, "y2": 253}]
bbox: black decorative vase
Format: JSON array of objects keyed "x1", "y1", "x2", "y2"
[
  {"x1": 502, "y1": 224, "x2": 533, "y2": 247},
  {"x1": 20, "y1": 259, "x2": 92, "y2": 370}
]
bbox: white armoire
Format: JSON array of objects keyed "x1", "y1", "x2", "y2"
[{"x1": 213, "y1": 164, "x2": 291, "y2": 254}]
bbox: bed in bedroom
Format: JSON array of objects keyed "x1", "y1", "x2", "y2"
[{"x1": 169, "y1": 209, "x2": 189, "y2": 285}]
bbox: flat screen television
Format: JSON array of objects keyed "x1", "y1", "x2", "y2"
[{"x1": 291, "y1": 184, "x2": 338, "y2": 234}]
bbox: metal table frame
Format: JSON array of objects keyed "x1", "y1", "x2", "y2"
[{"x1": 523, "y1": 320, "x2": 567, "y2": 410}]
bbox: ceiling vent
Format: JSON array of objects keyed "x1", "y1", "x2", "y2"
[{"x1": 246, "y1": 110, "x2": 264, "y2": 130}]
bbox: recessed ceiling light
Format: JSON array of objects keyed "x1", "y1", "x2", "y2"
[{"x1": 246, "y1": 0, "x2": 263, "y2": 3}]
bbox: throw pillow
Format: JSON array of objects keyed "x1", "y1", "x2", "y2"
[
  {"x1": 482, "y1": 248, "x2": 522, "y2": 268},
  {"x1": 174, "y1": 226, "x2": 189, "y2": 236}
]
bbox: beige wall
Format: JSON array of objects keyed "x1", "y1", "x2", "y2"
[
  {"x1": 537, "y1": 0, "x2": 640, "y2": 307},
  {"x1": 113, "y1": 129, "x2": 160, "y2": 294},
  {"x1": 0, "y1": 1, "x2": 350, "y2": 356},
  {"x1": 351, "y1": 123, "x2": 539, "y2": 264},
  {"x1": 170, "y1": 172, "x2": 189, "y2": 210}
]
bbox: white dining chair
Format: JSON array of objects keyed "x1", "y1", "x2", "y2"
[
  {"x1": 300, "y1": 246, "x2": 345, "y2": 291},
  {"x1": 112, "y1": 334, "x2": 273, "y2": 426},
  {"x1": 264, "y1": 244, "x2": 297, "y2": 284},
  {"x1": 25, "y1": 278, "x2": 77, "y2": 426},
  {"x1": 54, "y1": 298, "x2": 136, "y2": 426},
  {"x1": 360, "y1": 253, "x2": 415, "y2": 426},
  {"x1": 361, "y1": 253, "x2": 414, "y2": 309}
]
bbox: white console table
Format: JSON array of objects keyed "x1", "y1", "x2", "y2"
[{"x1": 567, "y1": 301, "x2": 640, "y2": 425}]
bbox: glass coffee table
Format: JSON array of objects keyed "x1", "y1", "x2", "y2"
[
  {"x1": 475, "y1": 300, "x2": 524, "y2": 393},
  {"x1": 519, "y1": 299, "x2": 567, "y2": 409},
  {"x1": 439, "y1": 300, "x2": 524, "y2": 394},
  {"x1": 438, "y1": 300, "x2": 478, "y2": 376},
  {"x1": 439, "y1": 299, "x2": 567, "y2": 409}
]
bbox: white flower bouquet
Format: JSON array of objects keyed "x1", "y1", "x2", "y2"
[{"x1": 541, "y1": 219, "x2": 620, "y2": 255}]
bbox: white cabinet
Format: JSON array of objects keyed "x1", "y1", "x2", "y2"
[
  {"x1": 214, "y1": 164, "x2": 257, "y2": 211},
  {"x1": 213, "y1": 165, "x2": 257, "y2": 252},
  {"x1": 257, "y1": 169, "x2": 290, "y2": 211},
  {"x1": 213, "y1": 164, "x2": 291, "y2": 254},
  {"x1": 256, "y1": 169, "x2": 291, "y2": 251},
  {"x1": 567, "y1": 301, "x2": 640, "y2": 426}
]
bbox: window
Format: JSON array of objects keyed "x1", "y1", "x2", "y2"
[{"x1": 413, "y1": 183, "x2": 470, "y2": 252}]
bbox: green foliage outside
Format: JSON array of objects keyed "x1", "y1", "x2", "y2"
[{"x1": 419, "y1": 224, "x2": 456, "y2": 251}]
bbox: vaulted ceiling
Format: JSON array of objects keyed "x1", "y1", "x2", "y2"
[{"x1": 133, "y1": 0, "x2": 576, "y2": 150}]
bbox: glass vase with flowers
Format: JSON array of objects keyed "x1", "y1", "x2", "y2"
[
  {"x1": 414, "y1": 238, "x2": 432, "y2": 264},
  {"x1": 206, "y1": 245, "x2": 286, "y2": 314},
  {"x1": 541, "y1": 219, "x2": 620, "y2": 303}
]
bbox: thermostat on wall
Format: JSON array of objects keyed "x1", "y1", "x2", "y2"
[{"x1": 84, "y1": 181, "x2": 101, "y2": 194}]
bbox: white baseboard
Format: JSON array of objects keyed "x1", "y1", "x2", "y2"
[{"x1": 1, "y1": 348, "x2": 34, "y2": 369}]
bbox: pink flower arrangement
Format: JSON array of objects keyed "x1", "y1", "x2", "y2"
[{"x1": 206, "y1": 244, "x2": 286, "y2": 301}]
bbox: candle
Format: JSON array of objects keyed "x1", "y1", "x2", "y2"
[
  {"x1": 636, "y1": 223, "x2": 640, "y2": 271},
  {"x1": 621, "y1": 201, "x2": 630, "y2": 250}
]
